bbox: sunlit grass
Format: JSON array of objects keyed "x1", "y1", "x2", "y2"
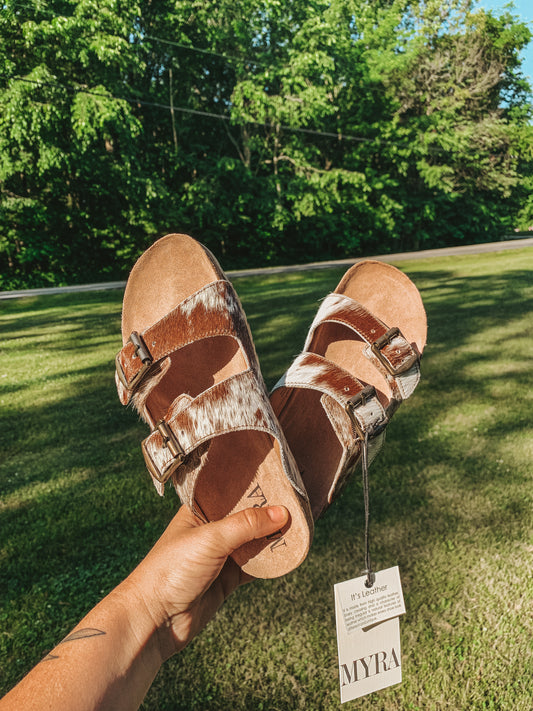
[{"x1": 1, "y1": 248, "x2": 532, "y2": 709}]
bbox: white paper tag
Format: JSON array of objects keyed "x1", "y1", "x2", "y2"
[
  {"x1": 335, "y1": 566, "x2": 405, "y2": 634},
  {"x1": 335, "y1": 609, "x2": 402, "y2": 703},
  {"x1": 334, "y1": 567, "x2": 405, "y2": 703}
]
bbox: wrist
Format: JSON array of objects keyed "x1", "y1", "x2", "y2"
[
  {"x1": 109, "y1": 577, "x2": 167, "y2": 669},
  {"x1": 117, "y1": 568, "x2": 181, "y2": 663}
]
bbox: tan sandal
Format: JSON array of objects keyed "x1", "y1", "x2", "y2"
[
  {"x1": 115, "y1": 233, "x2": 313, "y2": 578},
  {"x1": 270, "y1": 260, "x2": 427, "y2": 520}
]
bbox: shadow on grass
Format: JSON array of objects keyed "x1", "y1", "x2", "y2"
[
  {"x1": 1, "y1": 291, "x2": 174, "y2": 683},
  {"x1": 1, "y1": 262, "x2": 532, "y2": 707}
]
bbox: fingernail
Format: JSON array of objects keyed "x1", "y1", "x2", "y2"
[{"x1": 267, "y1": 506, "x2": 288, "y2": 524}]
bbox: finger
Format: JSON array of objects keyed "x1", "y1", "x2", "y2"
[{"x1": 204, "y1": 506, "x2": 290, "y2": 556}]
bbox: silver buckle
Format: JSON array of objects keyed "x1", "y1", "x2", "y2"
[
  {"x1": 371, "y1": 327, "x2": 418, "y2": 375},
  {"x1": 142, "y1": 420, "x2": 185, "y2": 484},
  {"x1": 115, "y1": 331, "x2": 153, "y2": 391},
  {"x1": 345, "y1": 385, "x2": 376, "y2": 441}
]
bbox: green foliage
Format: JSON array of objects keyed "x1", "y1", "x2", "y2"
[{"x1": 0, "y1": 0, "x2": 531, "y2": 288}]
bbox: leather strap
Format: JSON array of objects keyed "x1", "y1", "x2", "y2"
[
  {"x1": 142, "y1": 369, "x2": 306, "y2": 497},
  {"x1": 272, "y1": 353, "x2": 387, "y2": 512},
  {"x1": 303, "y1": 293, "x2": 421, "y2": 407},
  {"x1": 115, "y1": 280, "x2": 254, "y2": 405},
  {"x1": 304, "y1": 293, "x2": 419, "y2": 375},
  {"x1": 274, "y1": 352, "x2": 387, "y2": 442}
]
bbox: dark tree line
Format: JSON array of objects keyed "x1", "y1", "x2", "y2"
[{"x1": 0, "y1": 0, "x2": 531, "y2": 288}]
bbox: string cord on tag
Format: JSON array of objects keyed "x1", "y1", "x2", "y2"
[{"x1": 362, "y1": 432, "x2": 375, "y2": 588}]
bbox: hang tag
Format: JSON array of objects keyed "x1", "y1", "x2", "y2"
[
  {"x1": 335, "y1": 610, "x2": 402, "y2": 702},
  {"x1": 334, "y1": 567, "x2": 405, "y2": 703},
  {"x1": 336, "y1": 566, "x2": 405, "y2": 634}
]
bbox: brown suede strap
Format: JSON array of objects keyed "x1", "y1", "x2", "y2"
[
  {"x1": 304, "y1": 293, "x2": 419, "y2": 377},
  {"x1": 115, "y1": 280, "x2": 253, "y2": 405},
  {"x1": 272, "y1": 352, "x2": 387, "y2": 441},
  {"x1": 141, "y1": 369, "x2": 306, "y2": 496}
]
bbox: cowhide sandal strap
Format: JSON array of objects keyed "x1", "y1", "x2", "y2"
[
  {"x1": 141, "y1": 369, "x2": 305, "y2": 506},
  {"x1": 274, "y1": 352, "x2": 387, "y2": 504},
  {"x1": 304, "y1": 293, "x2": 421, "y2": 415},
  {"x1": 115, "y1": 280, "x2": 254, "y2": 410}
]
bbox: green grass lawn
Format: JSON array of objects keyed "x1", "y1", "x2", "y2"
[{"x1": 1, "y1": 247, "x2": 532, "y2": 710}]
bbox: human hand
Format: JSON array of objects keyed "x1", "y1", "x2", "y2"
[{"x1": 121, "y1": 505, "x2": 289, "y2": 661}]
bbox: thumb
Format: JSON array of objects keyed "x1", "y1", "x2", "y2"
[{"x1": 206, "y1": 506, "x2": 290, "y2": 556}]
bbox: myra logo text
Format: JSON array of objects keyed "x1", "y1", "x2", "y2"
[
  {"x1": 340, "y1": 648, "x2": 400, "y2": 687},
  {"x1": 246, "y1": 484, "x2": 287, "y2": 551}
]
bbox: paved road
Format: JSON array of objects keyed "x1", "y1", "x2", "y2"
[{"x1": 2, "y1": 236, "x2": 532, "y2": 300}]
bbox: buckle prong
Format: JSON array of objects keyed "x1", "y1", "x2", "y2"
[
  {"x1": 130, "y1": 331, "x2": 152, "y2": 366},
  {"x1": 115, "y1": 331, "x2": 153, "y2": 392},
  {"x1": 156, "y1": 420, "x2": 185, "y2": 463},
  {"x1": 142, "y1": 421, "x2": 186, "y2": 485},
  {"x1": 373, "y1": 326, "x2": 400, "y2": 351},
  {"x1": 345, "y1": 385, "x2": 376, "y2": 441}
]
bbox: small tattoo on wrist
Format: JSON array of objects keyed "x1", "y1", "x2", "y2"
[
  {"x1": 42, "y1": 628, "x2": 106, "y2": 662},
  {"x1": 61, "y1": 628, "x2": 106, "y2": 644}
]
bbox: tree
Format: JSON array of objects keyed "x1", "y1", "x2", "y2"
[
  {"x1": 0, "y1": 0, "x2": 531, "y2": 288},
  {"x1": 0, "y1": 0, "x2": 153, "y2": 287},
  {"x1": 227, "y1": 0, "x2": 533, "y2": 256}
]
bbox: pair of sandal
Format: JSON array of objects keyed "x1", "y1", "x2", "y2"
[{"x1": 115, "y1": 234, "x2": 427, "y2": 579}]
